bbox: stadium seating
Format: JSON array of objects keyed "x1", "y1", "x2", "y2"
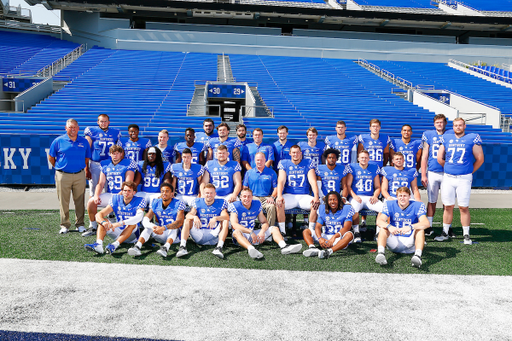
[
  {"x1": 355, "y1": 0, "x2": 434, "y2": 8},
  {"x1": 474, "y1": 65, "x2": 512, "y2": 84},
  {"x1": 455, "y1": 1, "x2": 512, "y2": 12}
]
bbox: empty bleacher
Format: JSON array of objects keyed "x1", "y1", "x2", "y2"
[
  {"x1": 356, "y1": 0, "x2": 434, "y2": 8},
  {"x1": 455, "y1": 0, "x2": 512, "y2": 12}
]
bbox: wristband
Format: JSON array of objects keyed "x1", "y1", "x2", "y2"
[
  {"x1": 341, "y1": 197, "x2": 347, "y2": 201},
  {"x1": 385, "y1": 224, "x2": 392, "y2": 230},
  {"x1": 101, "y1": 220, "x2": 108, "y2": 225}
]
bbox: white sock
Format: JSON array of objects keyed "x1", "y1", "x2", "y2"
[
  {"x1": 217, "y1": 240, "x2": 224, "y2": 248},
  {"x1": 309, "y1": 244, "x2": 315, "y2": 248},
  {"x1": 443, "y1": 223, "x2": 451, "y2": 234},
  {"x1": 91, "y1": 221, "x2": 98, "y2": 229},
  {"x1": 96, "y1": 239, "x2": 103, "y2": 246},
  {"x1": 278, "y1": 240, "x2": 287, "y2": 248},
  {"x1": 112, "y1": 241, "x2": 120, "y2": 248},
  {"x1": 353, "y1": 225, "x2": 360, "y2": 233},
  {"x1": 247, "y1": 245, "x2": 255, "y2": 251},
  {"x1": 135, "y1": 241, "x2": 142, "y2": 248},
  {"x1": 462, "y1": 226, "x2": 470, "y2": 236},
  {"x1": 415, "y1": 249, "x2": 422, "y2": 257},
  {"x1": 309, "y1": 222, "x2": 315, "y2": 230},
  {"x1": 378, "y1": 246, "x2": 385, "y2": 254},
  {"x1": 361, "y1": 219, "x2": 366, "y2": 224},
  {"x1": 427, "y1": 216, "x2": 433, "y2": 227},
  {"x1": 180, "y1": 239, "x2": 187, "y2": 247},
  {"x1": 327, "y1": 248, "x2": 333, "y2": 255},
  {"x1": 164, "y1": 242, "x2": 170, "y2": 249},
  {"x1": 279, "y1": 222, "x2": 286, "y2": 234}
]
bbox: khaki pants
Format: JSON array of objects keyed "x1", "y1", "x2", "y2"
[
  {"x1": 55, "y1": 169, "x2": 86, "y2": 229},
  {"x1": 254, "y1": 196, "x2": 276, "y2": 227}
]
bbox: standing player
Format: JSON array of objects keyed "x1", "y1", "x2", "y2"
[
  {"x1": 316, "y1": 148, "x2": 348, "y2": 201},
  {"x1": 241, "y1": 128, "x2": 274, "y2": 170},
  {"x1": 195, "y1": 118, "x2": 218, "y2": 145},
  {"x1": 230, "y1": 188, "x2": 302, "y2": 259},
  {"x1": 272, "y1": 125, "x2": 294, "y2": 172},
  {"x1": 325, "y1": 120, "x2": 358, "y2": 167},
  {"x1": 156, "y1": 129, "x2": 175, "y2": 163},
  {"x1": 357, "y1": 119, "x2": 391, "y2": 168},
  {"x1": 390, "y1": 124, "x2": 422, "y2": 170},
  {"x1": 345, "y1": 150, "x2": 383, "y2": 243},
  {"x1": 84, "y1": 181, "x2": 145, "y2": 255},
  {"x1": 375, "y1": 187, "x2": 429, "y2": 268},
  {"x1": 298, "y1": 127, "x2": 326, "y2": 167},
  {"x1": 84, "y1": 145, "x2": 137, "y2": 236},
  {"x1": 120, "y1": 124, "x2": 152, "y2": 163},
  {"x1": 171, "y1": 148, "x2": 205, "y2": 206},
  {"x1": 178, "y1": 183, "x2": 230, "y2": 259},
  {"x1": 303, "y1": 191, "x2": 355, "y2": 259},
  {"x1": 381, "y1": 152, "x2": 421, "y2": 202},
  {"x1": 421, "y1": 114, "x2": 449, "y2": 236},
  {"x1": 174, "y1": 128, "x2": 206, "y2": 165},
  {"x1": 201, "y1": 145, "x2": 242, "y2": 203},
  {"x1": 276, "y1": 145, "x2": 320, "y2": 234},
  {"x1": 207, "y1": 123, "x2": 242, "y2": 162},
  {"x1": 435, "y1": 118, "x2": 484, "y2": 245},
  {"x1": 236, "y1": 123, "x2": 252, "y2": 148},
  {"x1": 135, "y1": 147, "x2": 172, "y2": 206},
  {"x1": 84, "y1": 114, "x2": 122, "y2": 196},
  {"x1": 127, "y1": 183, "x2": 185, "y2": 258}
]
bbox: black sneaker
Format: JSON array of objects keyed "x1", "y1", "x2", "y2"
[
  {"x1": 353, "y1": 232, "x2": 362, "y2": 243},
  {"x1": 81, "y1": 227, "x2": 96, "y2": 237},
  {"x1": 434, "y1": 231, "x2": 450, "y2": 242},
  {"x1": 425, "y1": 227, "x2": 434, "y2": 236},
  {"x1": 212, "y1": 246, "x2": 224, "y2": 259},
  {"x1": 448, "y1": 228, "x2": 456, "y2": 238}
]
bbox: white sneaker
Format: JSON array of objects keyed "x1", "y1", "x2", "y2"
[
  {"x1": 84, "y1": 242, "x2": 104, "y2": 254},
  {"x1": 318, "y1": 249, "x2": 332, "y2": 259},
  {"x1": 434, "y1": 232, "x2": 450, "y2": 242},
  {"x1": 281, "y1": 244, "x2": 302, "y2": 255},
  {"x1": 248, "y1": 248, "x2": 264, "y2": 259},
  {"x1": 411, "y1": 255, "x2": 422, "y2": 268},
  {"x1": 76, "y1": 226, "x2": 86, "y2": 233},
  {"x1": 212, "y1": 246, "x2": 224, "y2": 259},
  {"x1": 156, "y1": 246, "x2": 168, "y2": 258},
  {"x1": 303, "y1": 247, "x2": 319, "y2": 257},
  {"x1": 176, "y1": 246, "x2": 188, "y2": 258},
  {"x1": 375, "y1": 252, "x2": 387, "y2": 265},
  {"x1": 127, "y1": 246, "x2": 141, "y2": 257},
  {"x1": 59, "y1": 227, "x2": 69, "y2": 234},
  {"x1": 463, "y1": 235, "x2": 473, "y2": 245},
  {"x1": 353, "y1": 232, "x2": 362, "y2": 243}
]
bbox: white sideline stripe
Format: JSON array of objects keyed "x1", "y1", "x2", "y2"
[{"x1": 1, "y1": 258, "x2": 512, "y2": 341}]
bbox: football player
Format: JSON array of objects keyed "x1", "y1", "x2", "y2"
[
  {"x1": 156, "y1": 129, "x2": 175, "y2": 163},
  {"x1": 174, "y1": 128, "x2": 206, "y2": 165},
  {"x1": 134, "y1": 147, "x2": 172, "y2": 206},
  {"x1": 170, "y1": 148, "x2": 205, "y2": 206},
  {"x1": 325, "y1": 120, "x2": 358, "y2": 167},
  {"x1": 390, "y1": 124, "x2": 422, "y2": 170},
  {"x1": 236, "y1": 123, "x2": 252, "y2": 148},
  {"x1": 195, "y1": 118, "x2": 218, "y2": 145},
  {"x1": 297, "y1": 127, "x2": 326, "y2": 167},
  {"x1": 316, "y1": 148, "x2": 349, "y2": 201},
  {"x1": 120, "y1": 124, "x2": 151, "y2": 163},
  {"x1": 201, "y1": 145, "x2": 242, "y2": 203},
  {"x1": 241, "y1": 128, "x2": 274, "y2": 170},
  {"x1": 381, "y1": 152, "x2": 421, "y2": 202},
  {"x1": 272, "y1": 125, "x2": 293, "y2": 172},
  {"x1": 206, "y1": 123, "x2": 242, "y2": 162}
]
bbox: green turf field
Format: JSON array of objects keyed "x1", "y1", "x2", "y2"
[{"x1": 1, "y1": 209, "x2": 511, "y2": 275}]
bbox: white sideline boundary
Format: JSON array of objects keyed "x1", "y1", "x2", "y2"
[{"x1": 1, "y1": 258, "x2": 512, "y2": 340}]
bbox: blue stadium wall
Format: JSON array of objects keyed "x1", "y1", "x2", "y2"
[{"x1": 1, "y1": 134, "x2": 511, "y2": 188}]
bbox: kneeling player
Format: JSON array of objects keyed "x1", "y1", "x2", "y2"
[
  {"x1": 85, "y1": 181, "x2": 145, "y2": 255},
  {"x1": 127, "y1": 183, "x2": 185, "y2": 258},
  {"x1": 177, "y1": 183, "x2": 230, "y2": 259},
  {"x1": 231, "y1": 188, "x2": 302, "y2": 259},
  {"x1": 303, "y1": 191, "x2": 355, "y2": 259},
  {"x1": 375, "y1": 187, "x2": 429, "y2": 268}
]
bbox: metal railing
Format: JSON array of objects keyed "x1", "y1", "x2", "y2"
[
  {"x1": 457, "y1": 112, "x2": 487, "y2": 125},
  {"x1": 241, "y1": 105, "x2": 274, "y2": 118},
  {"x1": 186, "y1": 103, "x2": 222, "y2": 116},
  {"x1": 449, "y1": 58, "x2": 512, "y2": 84},
  {"x1": 0, "y1": 99, "x2": 25, "y2": 112},
  {"x1": 36, "y1": 44, "x2": 86, "y2": 78},
  {"x1": 0, "y1": 19, "x2": 61, "y2": 34},
  {"x1": 357, "y1": 59, "x2": 413, "y2": 90},
  {"x1": 501, "y1": 116, "x2": 511, "y2": 133}
]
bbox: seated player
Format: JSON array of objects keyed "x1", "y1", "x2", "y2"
[
  {"x1": 201, "y1": 145, "x2": 242, "y2": 203},
  {"x1": 84, "y1": 181, "x2": 145, "y2": 255},
  {"x1": 345, "y1": 149, "x2": 383, "y2": 243},
  {"x1": 84, "y1": 145, "x2": 137, "y2": 237},
  {"x1": 170, "y1": 148, "x2": 204, "y2": 207},
  {"x1": 297, "y1": 127, "x2": 326, "y2": 167},
  {"x1": 303, "y1": 191, "x2": 355, "y2": 259},
  {"x1": 135, "y1": 147, "x2": 172, "y2": 206},
  {"x1": 381, "y1": 152, "x2": 421, "y2": 202},
  {"x1": 206, "y1": 123, "x2": 242, "y2": 162},
  {"x1": 127, "y1": 183, "x2": 185, "y2": 258},
  {"x1": 230, "y1": 188, "x2": 302, "y2": 259},
  {"x1": 174, "y1": 128, "x2": 206, "y2": 165},
  {"x1": 316, "y1": 148, "x2": 348, "y2": 201},
  {"x1": 276, "y1": 145, "x2": 320, "y2": 234},
  {"x1": 375, "y1": 187, "x2": 429, "y2": 268},
  {"x1": 177, "y1": 183, "x2": 230, "y2": 259},
  {"x1": 121, "y1": 124, "x2": 152, "y2": 163}
]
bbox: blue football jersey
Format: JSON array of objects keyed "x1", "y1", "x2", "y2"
[
  {"x1": 381, "y1": 200, "x2": 427, "y2": 237},
  {"x1": 195, "y1": 131, "x2": 218, "y2": 145},
  {"x1": 138, "y1": 161, "x2": 171, "y2": 193},
  {"x1": 121, "y1": 137, "x2": 152, "y2": 163},
  {"x1": 381, "y1": 166, "x2": 418, "y2": 198},
  {"x1": 241, "y1": 142, "x2": 275, "y2": 168},
  {"x1": 345, "y1": 163, "x2": 380, "y2": 196},
  {"x1": 170, "y1": 163, "x2": 205, "y2": 196},
  {"x1": 192, "y1": 198, "x2": 228, "y2": 229},
  {"x1": 324, "y1": 135, "x2": 358, "y2": 167},
  {"x1": 228, "y1": 200, "x2": 262, "y2": 231},
  {"x1": 316, "y1": 164, "x2": 346, "y2": 196},
  {"x1": 157, "y1": 145, "x2": 175, "y2": 163},
  {"x1": 440, "y1": 132, "x2": 482, "y2": 176},
  {"x1": 151, "y1": 198, "x2": 186, "y2": 227},
  {"x1": 84, "y1": 126, "x2": 122, "y2": 162},
  {"x1": 101, "y1": 158, "x2": 137, "y2": 194},
  {"x1": 358, "y1": 134, "x2": 391, "y2": 167},
  {"x1": 422, "y1": 130, "x2": 446, "y2": 173},
  {"x1": 391, "y1": 139, "x2": 422, "y2": 170},
  {"x1": 207, "y1": 137, "x2": 242, "y2": 161},
  {"x1": 273, "y1": 140, "x2": 294, "y2": 171},
  {"x1": 317, "y1": 204, "x2": 355, "y2": 235},
  {"x1": 298, "y1": 141, "x2": 326, "y2": 167},
  {"x1": 205, "y1": 160, "x2": 242, "y2": 196},
  {"x1": 278, "y1": 159, "x2": 315, "y2": 195},
  {"x1": 109, "y1": 195, "x2": 146, "y2": 228},
  {"x1": 174, "y1": 142, "x2": 206, "y2": 164}
]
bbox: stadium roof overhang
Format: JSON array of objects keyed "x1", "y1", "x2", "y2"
[{"x1": 25, "y1": 0, "x2": 512, "y2": 36}]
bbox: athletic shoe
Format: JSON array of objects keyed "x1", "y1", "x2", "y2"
[
  {"x1": 448, "y1": 228, "x2": 456, "y2": 238},
  {"x1": 434, "y1": 232, "x2": 450, "y2": 242},
  {"x1": 463, "y1": 235, "x2": 473, "y2": 245},
  {"x1": 82, "y1": 227, "x2": 96, "y2": 237},
  {"x1": 76, "y1": 226, "x2": 86, "y2": 233},
  {"x1": 411, "y1": 255, "x2": 422, "y2": 268},
  {"x1": 353, "y1": 232, "x2": 362, "y2": 243},
  {"x1": 248, "y1": 248, "x2": 264, "y2": 259},
  {"x1": 281, "y1": 231, "x2": 288, "y2": 242},
  {"x1": 176, "y1": 246, "x2": 188, "y2": 258},
  {"x1": 127, "y1": 245, "x2": 141, "y2": 257},
  {"x1": 375, "y1": 252, "x2": 387, "y2": 265},
  {"x1": 303, "y1": 247, "x2": 319, "y2": 257},
  {"x1": 360, "y1": 220, "x2": 367, "y2": 232},
  {"x1": 318, "y1": 249, "x2": 332, "y2": 259},
  {"x1": 84, "y1": 242, "x2": 103, "y2": 254},
  {"x1": 424, "y1": 227, "x2": 434, "y2": 236},
  {"x1": 156, "y1": 245, "x2": 168, "y2": 258},
  {"x1": 281, "y1": 244, "x2": 302, "y2": 255},
  {"x1": 212, "y1": 246, "x2": 224, "y2": 259},
  {"x1": 59, "y1": 227, "x2": 69, "y2": 234},
  {"x1": 105, "y1": 243, "x2": 117, "y2": 254}
]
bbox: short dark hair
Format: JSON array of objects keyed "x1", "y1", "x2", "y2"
[
  {"x1": 203, "y1": 118, "x2": 214, "y2": 125},
  {"x1": 434, "y1": 114, "x2": 447, "y2": 122},
  {"x1": 98, "y1": 114, "x2": 110, "y2": 121},
  {"x1": 336, "y1": 120, "x2": 346, "y2": 127},
  {"x1": 185, "y1": 127, "x2": 195, "y2": 134},
  {"x1": 277, "y1": 125, "x2": 288, "y2": 132},
  {"x1": 217, "y1": 122, "x2": 230, "y2": 131},
  {"x1": 401, "y1": 124, "x2": 412, "y2": 131},
  {"x1": 323, "y1": 148, "x2": 340, "y2": 160},
  {"x1": 236, "y1": 124, "x2": 247, "y2": 131},
  {"x1": 160, "y1": 182, "x2": 174, "y2": 192},
  {"x1": 122, "y1": 181, "x2": 137, "y2": 192},
  {"x1": 182, "y1": 148, "x2": 192, "y2": 155},
  {"x1": 128, "y1": 124, "x2": 139, "y2": 131}
]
